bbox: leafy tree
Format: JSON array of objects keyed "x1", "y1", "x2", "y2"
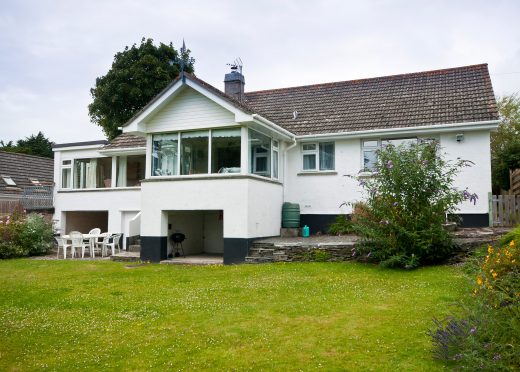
[
  {"x1": 0, "y1": 132, "x2": 54, "y2": 158},
  {"x1": 88, "y1": 38, "x2": 195, "y2": 140},
  {"x1": 350, "y1": 141, "x2": 476, "y2": 269},
  {"x1": 491, "y1": 94, "x2": 520, "y2": 192}
]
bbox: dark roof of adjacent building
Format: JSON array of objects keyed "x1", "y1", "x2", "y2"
[
  {"x1": 244, "y1": 64, "x2": 498, "y2": 135},
  {"x1": 103, "y1": 63, "x2": 498, "y2": 148},
  {"x1": 0, "y1": 151, "x2": 54, "y2": 195}
]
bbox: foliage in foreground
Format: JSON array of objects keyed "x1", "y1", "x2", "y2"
[
  {"x1": 88, "y1": 38, "x2": 195, "y2": 140},
  {"x1": 328, "y1": 214, "x2": 354, "y2": 235},
  {"x1": 0, "y1": 211, "x2": 54, "y2": 258},
  {"x1": 491, "y1": 94, "x2": 520, "y2": 192},
  {"x1": 350, "y1": 141, "x2": 476, "y2": 269},
  {"x1": 429, "y1": 239, "x2": 520, "y2": 370}
]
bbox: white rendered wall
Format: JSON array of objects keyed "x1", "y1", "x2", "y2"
[
  {"x1": 284, "y1": 138, "x2": 363, "y2": 215},
  {"x1": 140, "y1": 177, "x2": 283, "y2": 238},
  {"x1": 284, "y1": 131, "x2": 492, "y2": 215},
  {"x1": 145, "y1": 86, "x2": 235, "y2": 132},
  {"x1": 440, "y1": 130, "x2": 491, "y2": 214}
]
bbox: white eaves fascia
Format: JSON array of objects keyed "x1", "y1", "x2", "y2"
[
  {"x1": 295, "y1": 120, "x2": 500, "y2": 142},
  {"x1": 52, "y1": 144, "x2": 106, "y2": 152},
  {"x1": 98, "y1": 147, "x2": 146, "y2": 156}
]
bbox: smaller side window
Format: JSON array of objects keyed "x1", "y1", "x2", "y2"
[
  {"x1": 272, "y1": 140, "x2": 279, "y2": 179},
  {"x1": 61, "y1": 160, "x2": 72, "y2": 189},
  {"x1": 302, "y1": 143, "x2": 318, "y2": 170},
  {"x1": 362, "y1": 140, "x2": 379, "y2": 172}
]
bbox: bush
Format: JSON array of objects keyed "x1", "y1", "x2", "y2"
[
  {"x1": 499, "y1": 225, "x2": 520, "y2": 247},
  {"x1": 430, "y1": 241, "x2": 520, "y2": 370},
  {"x1": 350, "y1": 141, "x2": 476, "y2": 268},
  {"x1": 0, "y1": 211, "x2": 54, "y2": 258},
  {"x1": 328, "y1": 214, "x2": 353, "y2": 235},
  {"x1": 302, "y1": 249, "x2": 332, "y2": 262}
]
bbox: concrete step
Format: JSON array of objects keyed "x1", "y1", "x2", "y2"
[
  {"x1": 110, "y1": 251, "x2": 140, "y2": 262},
  {"x1": 127, "y1": 244, "x2": 141, "y2": 252},
  {"x1": 245, "y1": 256, "x2": 275, "y2": 264},
  {"x1": 247, "y1": 247, "x2": 275, "y2": 257}
]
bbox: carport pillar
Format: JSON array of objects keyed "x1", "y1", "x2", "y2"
[{"x1": 140, "y1": 210, "x2": 168, "y2": 262}]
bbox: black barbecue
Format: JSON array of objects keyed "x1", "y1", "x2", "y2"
[{"x1": 169, "y1": 233, "x2": 186, "y2": 257}]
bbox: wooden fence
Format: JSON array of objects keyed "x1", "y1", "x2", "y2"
[
  {"x1": 0, "y1": 200, "x2": 24, "y2": 216},
  {"x1": 490, "y1": 194, "x2": 520, "y2": 227}
]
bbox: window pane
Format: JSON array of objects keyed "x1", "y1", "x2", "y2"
[
  {"x1": 61, "y1": 168, "x2": 71, "y2": 188},
  {"x1": 319, "y1": 142, "x2": 335, "y2": 170},
  {"x1": 363, "y1": 150, "x2": 377, "y2": 171},
  {"x1": 382, "y1": 138, "x2": 416, "y2": 148},
  {"x1": 363, "y1": 140, "x2": 378, "y2": 147},
  {"x1": 119, "y1": 155, "x2": 146, "y2": 187},
  {"x1": 181, "y1": 131, "x2": 209, "y2": 175},
  {"x1": 62, "y1": 160, "x2": 71, "y2": 165},
  {"x1": 302, "y1": 144, "x2": 316, "y2": 151},
  {"x1": 249, "y1": 129, "x2": 271, "y2": 177},
  {"x1": 73, "y1": 158, "x2": 112, "y2": 188},
  {"x1": 303, "y1": 154, "x2": 316, "y2": 170},
  {"x1": 152, "y1": 134, "x2": 178, "y2": 176},
  {"x1": 212, "y1": 128, "x2": 241, "y2": 173},
  {"x1": 273, "y1": 150, "x2": 279, "y2": 178}
]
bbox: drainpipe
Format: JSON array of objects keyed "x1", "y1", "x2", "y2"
[{"x1": 283, "y1": 137, "x2": 298, "y2": 203}]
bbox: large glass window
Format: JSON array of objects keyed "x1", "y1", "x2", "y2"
[
  {"x1": 301, "y1": 142, "x2": 335, "y2": 171},
  {"x1": 249, "y1": 129, "x2": 271, "y2": 177},
  {"x1": 181, "y1": 131, "x2": 209, "y2": 175},
  {"x1": 211, "y1": 128, "x2": 241, "y2": 173},
  {"x1": 152, "y1": 134, "x2": 178, "y2": 176},
  {"x1": 74, "y1": 158, "x2": 112, "y2": 189},
  {"x1": 117, "y1": 155, "x2": 145, "y2": 187}
]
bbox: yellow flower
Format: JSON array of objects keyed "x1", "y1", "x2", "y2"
[
  {"x1": 488, "y1": 246, "x2": 494, "y2": 254},
  {"x1": 509, "y1": 240, "x2": 515, "y2": 247},
  {"x1": 477, "y1": 276, "x2": 483, "y2": 285},
  {"x1": 492, "y1": 272, "x2": 498, "y2": 279}
]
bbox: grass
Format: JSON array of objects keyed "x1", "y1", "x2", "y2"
[{"x1": 0, "y1": 260, "x2": 467, "y2": 370}]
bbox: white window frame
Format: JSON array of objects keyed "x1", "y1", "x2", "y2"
[
  {"x1": 301, "y1": 142, "x2": 335, "y2": 171},
  {"x1": 272, "y1": 140, "x2": 279, "y2": 179},
  {"x1": 60, "y1": 160, "x2": 72, "y2": 189}
]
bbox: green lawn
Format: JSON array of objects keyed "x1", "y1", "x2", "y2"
[{"x1": 0, "y1": 260, "x2": 466, "y2": 371}]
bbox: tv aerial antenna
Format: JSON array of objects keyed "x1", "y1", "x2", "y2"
[{"x1": 227, "y1": 58, "x2": 243, "y2": 74}]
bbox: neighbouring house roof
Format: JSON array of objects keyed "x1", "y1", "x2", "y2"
[
  {"x1": 0, "y1": 151, "x2": 54, "y2": 195},
  {"x1": 244, "y1": 64, "x2": 498, "y2": 135}
]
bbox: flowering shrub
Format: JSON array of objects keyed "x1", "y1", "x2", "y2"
[
  {"x1": 0, "y1": 211, "x2": 54, "y2": 258},
  {"x1": 430, "y1": 240, "x2": 520, "y2": 370},
  {"x1": 350, "y1": 141, "x2": 475, "y2": 268}
]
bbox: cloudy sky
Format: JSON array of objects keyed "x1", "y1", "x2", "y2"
[{"x1": 1, "y1": 0, "x2": 519, "y2": 144}]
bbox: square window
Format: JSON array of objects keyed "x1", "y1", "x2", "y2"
[
  {"x1": 1, "y1": 175, "x2": 16, "y2": 186},
  {"x1": 303, "y1": 154, "x2": 316, "y2": 170}
]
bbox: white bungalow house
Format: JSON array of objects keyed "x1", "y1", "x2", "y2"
[{"x1": 52, "y1": 63, "x2": 499, "y2": 263}]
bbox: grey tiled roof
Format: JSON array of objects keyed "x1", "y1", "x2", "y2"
[
  {"x1": 0, "y1": 151, "x2": 54, "y2": 195},
  {"x1": 103, "y1": 133, "x2": 146, "y2": 150},
  {"x1": 244, "y1": 64, "x2": 498, "y2": 135}
]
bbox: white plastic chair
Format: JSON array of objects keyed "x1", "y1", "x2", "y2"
[
  {"x1": 86, "y1": 228, "x2": 101, "y2": 257},
  {"x1": 55, "y1": 236, "x2": 71, "y2": 259},
  {"x1": 70, "y1": 231, "x2": 90, "y2": 258},
  {"x1": 99, "y1": 233, "x2": 122, "y2": 256}
]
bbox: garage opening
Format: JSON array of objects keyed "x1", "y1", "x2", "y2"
[
  {"x1": 64, "y1": 211, "x2": 108, "y2": 234},
  {"x1": 167, "y1": 210, "x2": 223, "y2": 258}
]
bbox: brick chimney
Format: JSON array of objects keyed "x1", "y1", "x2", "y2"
[{"x1": 224, "y1": 66, "x2": 245, "y2": 101}]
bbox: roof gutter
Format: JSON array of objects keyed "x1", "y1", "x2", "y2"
[{"x1": 295, "y1": 120, "x2": 500, "y2": 141}]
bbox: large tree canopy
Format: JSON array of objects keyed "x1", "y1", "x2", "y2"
[
  {"x1": 0, "y1": 132, "x2": 54, "y2": 158},
  {"x1": 491, "y1": 94, "x2": 520, "y2": 192},
  {"x1": 88, "y1": 38, "x2": 195, "y2": 140}
]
